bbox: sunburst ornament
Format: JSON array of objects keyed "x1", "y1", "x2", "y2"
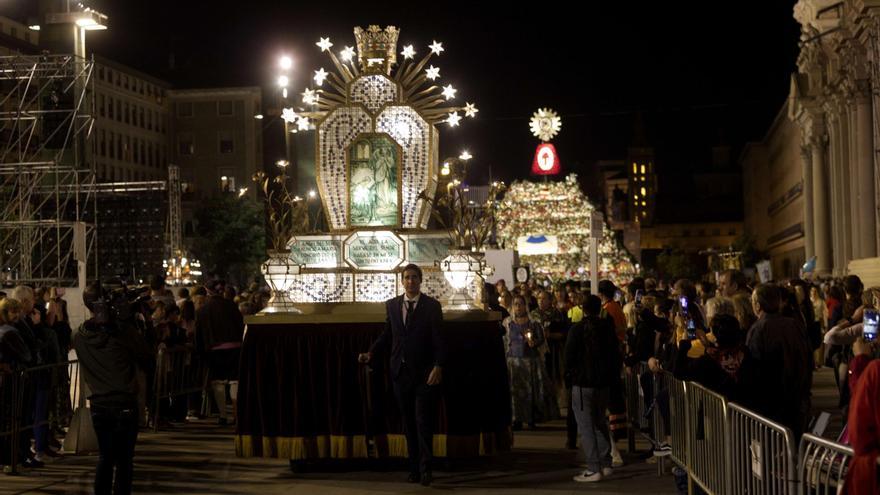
[{"x1": 529, "y1": 108, "x2": 562, "y2": 142}]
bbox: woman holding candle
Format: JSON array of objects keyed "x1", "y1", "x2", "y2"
[{"x1": 502, "y1": 295, "x2": 556, "y2": 429}]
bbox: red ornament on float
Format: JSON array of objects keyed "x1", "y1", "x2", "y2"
[{"x1": 532, "y1": 143, "x2": 561, "y2": 175}]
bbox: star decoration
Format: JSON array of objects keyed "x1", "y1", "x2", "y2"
[
  {"x1": 316, "y1": 37, "x2": 333, "y2": 52},
  {"x1": 464, "y1": 102, "x2": 479, "y2": 118},
  {"x1": 302, "y1": 88, "x2": 318, "y2": 105},
  {"x1": 442, "y1": 84, "x2": 457, "y2": 100},
  {"x1": 340, "y1": 46, "x2": 356, "y2": 62},
  {"x1": 401, "y1": 45, "x2": 416, "y2": 59},
  {"x1": 313, "y1": 68, "x2": 328, "y2": 86},
  {"x1": 281, "y1": 107, "x2": 298, "y2": 124},
  {"x1": 425, "y1": 65, "x2": 440, "y2": 81},
  {"x1": 446, "y1": 111, "x2": 462, "y2": 127},
  {"x1": 429, "y1": 40, "x2": 444, "y2": 55},
  {"x1": 296, "y1": 116, "x2": 311, "y2": 131}
]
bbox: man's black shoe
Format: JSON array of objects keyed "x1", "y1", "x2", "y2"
[
  {"x1": 407, "y1": 472, "x2": 420, "y2": 483},
  {"x1": 420, "y1": 472, "x2": 432, "y2": 486}
]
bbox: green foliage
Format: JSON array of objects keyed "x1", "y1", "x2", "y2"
[
  {"x1": 656, "y1": 247, "x2": 702, "y2": 281},
  {"x1": 192, "y1": 194, "x2": 266, "y2": 285},
  {"x1": 731, "y1": 232, "x2": 764, "y2": 269}
]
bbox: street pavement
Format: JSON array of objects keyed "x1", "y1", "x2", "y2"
[{"x1": 2, "y1": 368, "x2": 840, "y2": 495}]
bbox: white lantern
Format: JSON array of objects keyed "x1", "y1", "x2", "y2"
[
  {"x1": 260, "y1": 254, "x2": 303, "y2": 314},
  {"x1": 438, "y1": 250, "x2": 484, "y2": 310}
]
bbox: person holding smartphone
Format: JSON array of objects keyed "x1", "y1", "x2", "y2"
[{"x1": 824, "y1": 290, "x2": 880, "y2": 346}]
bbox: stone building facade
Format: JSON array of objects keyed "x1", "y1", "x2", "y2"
[{"x1": 789, "y1": 0, "x2": 880, "y2": 277}]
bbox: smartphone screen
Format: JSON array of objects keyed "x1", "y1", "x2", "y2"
[
  {"x1": 686, "y1": 317, "x2": 696, "y2": 339},
  {"x1": 635, "y1": 289, "x2": 643, "y2": 307},
  {"x1": 864, "y1": 309, "x2": 879, "y2": 343}
]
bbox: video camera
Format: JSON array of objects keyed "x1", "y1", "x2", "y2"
[{"x1": 84, "y1": 282, "x2": 151, "y2": 325}]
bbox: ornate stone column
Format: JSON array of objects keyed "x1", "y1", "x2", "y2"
[
  {"x1": 811, "y1": 133, "x2": 832, "y2": 275},
  {"x1": 848, "y1": 102, "x2": 863, "y2": 261},
  {"x1": 825, "y1": 107, "x2": 844, "y2": 276},
  {"x1": 800, "y1": 145, "x2": 815, "y2": 262},
  {"x1": 856, "y1": 83, "x2": 878, "y2": 258}
]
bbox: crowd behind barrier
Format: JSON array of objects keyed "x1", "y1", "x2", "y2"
[
  {"x1": 0, "y1": 276, "x2": 260, "y2": 479},
  {"x1": 151, "y1": 345, "x2": 209, "y2": 433},
  {"x1": 617, "y1": 365, "x2": 880, "y2": 495},
  {"x1": 2, "y1": 272, "x2": 878, "y2": 493},
  {"x1": 0, "y1": 346, "x2": 208, "y2": 474},
  {"x1": 0, "y1": 360, "x2": 80, "y2": 474}
]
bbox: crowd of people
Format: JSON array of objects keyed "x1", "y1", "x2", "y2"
[
  {"x1": 0, "y1": 275, "x2": 259, "y2": 484},
  {"x1": 2, "y1": 267, "x2": 878, "y2": 491},
  {"x1": 489, "y1": 270, "x2": 879, "y2": 486}
]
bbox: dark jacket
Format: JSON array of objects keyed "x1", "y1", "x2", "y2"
[
  {"x1": 626, "y1": 309, "x2": 670, "y2": 366},
  {"x1": 370, "y1": 294, "x2": 446, "y2": 383},
  {"x1": 73, "y1": 320, "x2": 154, "y2": 408},
  {"x1": 0, "y1": 324, "x2": 31, "y2": 366},
  {"x1": 565, "y1": 315, "x2": 620, "y2": 388},
  {"x1": 196, "y1": 295, "x2": 244, "y2": 351},
  {"x1": 673, "y1": 340, "x2": 757, "y2": 402},
  {"x1": 745, "y1": 313, "x2": 812, "y2": 428},
  {"x1": 14, "y1": 318, "x2": 43, "y2": 367}
]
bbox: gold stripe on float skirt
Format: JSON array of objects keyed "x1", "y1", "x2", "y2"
[{"x1": 234, "y1": 431, "x2": 512, "y2": 460}]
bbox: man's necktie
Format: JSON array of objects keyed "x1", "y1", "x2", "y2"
[{"x1": 405, "y1": 300, "x2": 415, "y2": 328}]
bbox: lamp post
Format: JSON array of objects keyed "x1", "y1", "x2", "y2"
[{"x1": 277, "y1": 56, "x2": 293, "y2": 169}]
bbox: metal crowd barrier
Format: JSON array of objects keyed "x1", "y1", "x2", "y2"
[
  {"x1": 666, "y1": 373, "x2": 688, "y2": 467},
  {"x1": 727, "y1": 403, "x2": 798, "y2": 495},
  {"x1": 620, "y1": 363, "x2": 872, "y2": 495},
  {"x1": 685, "y1": 382, "x2": 730, "y2": 494},
  {"x1": 0, "y1": 360, "x2": 79, "y2": 474},
  {"x1": 623, "y1": 362, "x2": 671, "y2": 476},
  {"x1": 0, "y1": 366, "x2": 23, "y2": 472},
  {"x1": 624, "y1": 362, "x2": 649, "y2": 447},
  {"x1": 797, "y1": 433, "x2": 852, "y2": 494},
  {"x1": 151, "y1": 346, "x2": 207, "y2": 432}
]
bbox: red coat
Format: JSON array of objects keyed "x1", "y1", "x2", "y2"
[{"x1": 844, "y1": 359, "x2": 880, "y2": 495}]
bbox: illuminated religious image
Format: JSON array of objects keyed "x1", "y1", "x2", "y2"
[{"x1": 348, "y1": 134, "x2": 399, "y2": 226}]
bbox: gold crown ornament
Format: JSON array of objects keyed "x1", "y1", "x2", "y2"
[{"x1": 353, "y1": 25, "x2": 399, "y2": 74}]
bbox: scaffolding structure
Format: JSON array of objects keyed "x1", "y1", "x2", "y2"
[{"x1": 0, "y1": 54, "x2": 97, "y2": 286}]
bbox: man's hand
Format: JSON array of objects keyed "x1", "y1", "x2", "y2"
[
  {"x1": 357, "y1": 352, "x2": 372, "y2": 364},
  {"x1": 427, "y1": 365, "x2": 442, "y2": 386}
]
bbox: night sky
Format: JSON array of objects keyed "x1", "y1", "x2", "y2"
[{"x1": 5, "y1": 1, "x2": 801, "y2": 190}]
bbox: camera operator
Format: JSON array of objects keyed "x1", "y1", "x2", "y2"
[{"x1": 73, "y1": 282, "x2": 153, "y2": 495}]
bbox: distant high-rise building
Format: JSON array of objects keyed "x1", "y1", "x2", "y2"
[
  {"x1": 627, "y1": 146, "x2": 657, "y2": 226},
  {"x1": 168, "y1": 87, "x2": 263, "y2": 245}
]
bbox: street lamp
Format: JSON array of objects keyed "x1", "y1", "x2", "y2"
[
  {"x1": 440, "y1": 151, "x2": 473, "y2": 181},
  {"x1": 279, "y1": 55, "x2": 293, "y2": 71}
]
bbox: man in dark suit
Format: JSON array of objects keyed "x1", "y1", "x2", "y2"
[{"x1": 359, "y1": 264, "x2": 445, "y2": 486}]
